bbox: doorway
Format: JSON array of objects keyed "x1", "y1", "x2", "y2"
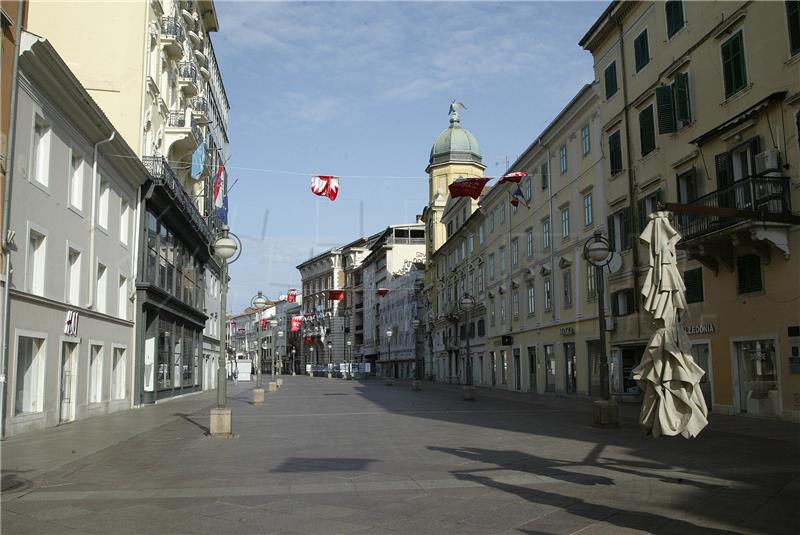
[
  {"x1": 527, "y1": 346, "x2": 537, "y2": 393},
  {"x1": 513, "y1": 348, "x2": 521, "y2": 391},
  {"x1": 564, "y1": 342, "x2": 576, "y2": 394},
  {"x1": 544, "y1": 344, "x2": 555, "y2": 393},
  {"x1": 60, "y1": 341, "x2": 78, "y2": 423},
  {"x1": 587, "y1": 340, "x2": 602, "y2": 397},
  {"x1": 690, "y1": 343, "x2": 713, "y2": 411},
  {"x1": 490, "y1": 352, "x2": 496, "y2": 386}
]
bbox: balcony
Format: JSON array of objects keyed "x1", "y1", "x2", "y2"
[
  {"x1": 164, "y1": 110, "x2": 201, "y2": 157},
  {"x1": 142, "y1": 156, "x2": 212, "y2": 244},
  {"x1": 193, "y1": 41, "x2": 208, "y2": 66},
  {"x1": 160, "y1": 16, "x2": 184, "y2": 57},
  {"x1": 675, "y1": 176, "x2": 792, "y2": 271},
  {"x1": 178, "y1": 62, "x2": 199, "y2": 96}
]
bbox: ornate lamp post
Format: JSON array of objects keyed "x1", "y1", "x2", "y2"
[
  {"x1": 249, "y1": 291, "x2": 268, "y2": 404},
  {"x1": 583, "y1": 230, "x2": 619, "y2": 426},
  {"x1": 291, "y1": 346, "x2": 296, "y2": 376},
  {"x1": 460, "y1": 294, "x2": 476, "y2": 400},
  {"x1": 326, "y1": 341, "x2": 333, "y2": 378},
  {"x1": 308, "y1": 346, "x2": 314, "y2": 376},
  {"x1": 346, "y1": 339, "x2": 353, "y2": 380},
  {"x1": 385, "y1": 328, "x2": 394, "y2": 385},
  {"x1": 276, "y1": 328, "x2": 284, "y2": 386},
  {"x1": 210, "y1": 225, "x2": 241, "y2": 437},
  {"x1": 411, "y1": 319, "x2": 422, "y2": 391}
]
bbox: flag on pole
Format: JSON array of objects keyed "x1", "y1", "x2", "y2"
[
  {"x1": 510, "y1": 184, "x2": 530, "y2": 208},
  {"x1": 290, "y1": 316, "x2": 302, "y2": 332},
  {"x1": 311, "y1": 176, "x2": 341, "y2": 201},
  {"x1": 448, "y1": 177, "x2": 490, "y2": 200},
  {"x1": 498, "y1": 171, "x2": 527, "y2": 184},
  {"x1": 287, "y1": 289, "x2": 297, "y2": 303},
  {"x1": 191, "y1": 142, "x2": 206, "y2": 180},
  {"x1": 213, "y1": 165, "x2": 227, "y2": 223}
]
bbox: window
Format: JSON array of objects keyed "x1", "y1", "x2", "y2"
[
  {"x1": 428, "y1": 219, "x2": 433, "y2": 240},
  {"x1": 469, "y1": 234, "x2": 474, "y2": 253},
  {"x1": 112, "y1": 347, "x2": 126, "y2": 400},
  {"x1": 69, "y1": 152, "x2": 83, "y2": 210},
  {"x1": 479, "y1": 224, "x2": 484, "y2": 244},
  {"x1": 98, "y1": 176, "x2": 110, "y2": 230},
  {"x1": 587, "y1": 264, "x2": 597, "y2": 299},
  {"x1": 460, "y1": 240, "x2": 466, "y2": 260},
  {"x1": 500, "y1": 296, "x2": 506, "y2": 323},
  {"x1": 789, "y1": 0, "x2": 800, "y2": 56},
  {"x1": 559, "y1": 145, "x2": 567, "y2": 174},
  {"x1": 541, "y1": 162, "x2": 549, "y2": 190},
  {"x1": 563, "y1": 270, "x2": 572, "y2": 307},
  {"x1": 634, "y1": 29, "x2": 650, "y2": 72},
  {"x1": 477, "y1": 319, "x2": 485, "y2": 337},
  {"x1": 96, "y1": 263, "x2": 107, "y2": 314},
  {"x1": 512, "y1": 289, "x2": 519, "y2": 318},
  {"x1": 561, "y1": 207, "x2": 570, "y2": 239},
  {"x1": 543, "y1": 218, "x2": 551, "y2": 250},
  {"x1": 639, "y1": 105, "x2": 656, "y2": 156},
  {"x1": 544, "y1": 278, "x2": 552, "y2": 310},
  {"x1": 489, "y1": 298, "x2": 496, "y2": 326},
  {"x1": 447, "y1": 221, "x2": 453, "y2": 238},
  {"x1": 66, "y1": 247, "x2": 81, "y2": 305},
  {"x1": 581, "y1": 125, "x2": 590, "y2": 156},
  {"x1": 604, "y1": 61, "x2": 618, "y2": 99},
  {"x1": 489, "y1": 210, "x2": 495, "y2": 233},
  {"x1": 526, "y1": 230, "x2": 533, "y2": 257},
  {"x1": 89, "y1": 344, "x2": 103, "y2": 403},
  {"x1": 656, "y1": 72, "x2": 692, "y2": 134},
  {"x1": 684, "y1": 268, "x2": 703, "y2": 303},
  {"x1": 611, "y1": 288, "x2": 636, "y2": 316},
  {"x1": 527, "y1": 285, "x2": 535, "y2": 314},
  {"x1": 583, "y1": 193, "x2": 593, "y2": 226},
  {"x1": 31, "y1": 119, "x2": 50, "y2": 187},
  {"x1": 499, "y1": 247, "x2": 506, "y2": 274},
  {"x1": 524, "y1": 177, "x2": 532, "y2": 201},
  {"x1": 609, "y1": 130, "x2": 623, "y2": 175},
  {"x1": 639, "y1": 189, "x2": 662, "y2": 231},
  {"x1": 478, "y1": 265, "x2": 485, "y2": 292},
  {"x1": 118, "y1": 275, "x2": 128, "y2": 319},
  {"x1": 501, "y1": 352, "x2": 507, "y2": 384},
  {"x1": 721, "y1": 31, "x2": 747, "y2": 98},
  {"x1": 488, "y1": 254, "x2": 495, "y2": 280},
  {"x1": 737, "y1": 254, "x2": 762, "y2": 294},
  {"x1": 120, "y1": 200, "x2": 130, "y2": 245},
  {"x1": 666, "y1": 0, "x2": 685, "y2": 38},
  {"x1": 608, "y1": 207, "x2": 633, "y2": 252},
  {"x1": 15, "y1": 336, "x2": 45, "y2": 414},
  {"x1": 511, "y1": 239, "x2": 519, "y2": 267},
  {"x1": 27, "y1": 228, "x2": 46, "y2": 296},
  {"x1": 499, "y1": 203, "x2": 506, "y2": 225}
]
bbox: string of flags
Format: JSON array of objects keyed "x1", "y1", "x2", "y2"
[
  {"x1": 448, "y1": 172, "x2": 530, "y2": 206},
  {"x1": 311, "y1": 175, "x2": 340, "y2": 201}
]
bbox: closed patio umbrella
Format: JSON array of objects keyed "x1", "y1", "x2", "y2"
[{"x1": 633, "y1": 211, "x2": 708, "y2": 438}]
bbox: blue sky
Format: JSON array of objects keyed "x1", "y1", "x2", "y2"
[{"x1": 213, "y1": 1, "x2": 607, "y2": 311}]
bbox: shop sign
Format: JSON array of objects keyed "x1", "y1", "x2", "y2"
[
  {"x1": 560, "y1": 326, "x2": 575, "y2": 336},
  {"x1": 683, "y1": 324, "x2": 715, "y2": 335}
]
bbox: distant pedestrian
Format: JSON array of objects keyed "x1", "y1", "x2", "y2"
[{"x1": 233, "y1": 369, "x2": 239, "y2": 384}]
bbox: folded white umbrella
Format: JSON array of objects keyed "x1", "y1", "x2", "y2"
[{"x1": 633, "y1": 211, "x2": 708, "y2": 438}]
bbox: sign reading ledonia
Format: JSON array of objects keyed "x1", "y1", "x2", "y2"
[{"x1": 684, "y1": 324, "x2": 715, "y2": 335}]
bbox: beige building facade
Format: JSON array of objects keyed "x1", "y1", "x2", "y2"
[{"x1": 580, "y1": 0, "x2": 800, "y2": 420}]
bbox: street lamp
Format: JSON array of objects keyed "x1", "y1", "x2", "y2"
[
  {"x1": 460, "y1": 294, "x2": 476, "y2": 401},
  {"x1": 291, "y1": 346, "x2": 296, "y2": 376},
  {"x1": 249, "y1": 291, "x2": 268, "y2": 404},
  {"x1": 210, "y1": 224, "x2": 241, "y2": 437},
  {"x1": 327, "y1": 341, "x2": 333, "y2": 378},
  {"x1": 276, "y1": 329, "x2": 284, "y2": 385},
  {"x1": 385, "y1": 328, "x2": 393, "y2": 385},
  {"x1": 411, "y1": 319, "x2": 422, "y2": 391},
  {"x1": 583, "y1": 230, "x2": 618, "y2": 426},
  {"x1": 308, "y1": 346, "x2": 314, "y2": 376},
  {"x1": 346, "y1": 339, "x2": 353, "y2": 380}
]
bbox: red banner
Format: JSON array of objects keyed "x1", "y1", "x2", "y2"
[
  {"x1": 328, "y1": 290, "x2": 345, "y2": 301},
  {"x1": 304, "y1": 336, "x2": 313, "y2": 345},
  {"x1": 448, "y1": 177, "x2": 490, "y2": 200},
  {"x1": 287, "y1": 289, "x2": 297, "y2": 303},
  {"x1": 376, "y1": 288, "x2": 390, "y2": 297},
  {"x1": 290, "y1": 316, "x2": 302, "y2": 332},
  {"x1": 498, "y1": 171, "x2": 527, "y2": 184},
  {"x1": 261, "y1": 319, "x2": 268, "y2": 329}
]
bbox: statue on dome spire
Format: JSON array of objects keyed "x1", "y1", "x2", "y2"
[{"x1": 449, "y1": 99, "x2": 467, "y2": 124}]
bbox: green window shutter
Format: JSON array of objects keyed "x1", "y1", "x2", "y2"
[
  {"x1": 634, "y1": 30, "x2": 649, "y2": 72},
  {"x1": 722, "y1": 32, "x2": 747, "y2": 97},
  {"x1": 605, "y1": 62, "x2": 618, "y2": 98},
  {"x1": 737, "y1": 254, "x2": 762, "y2": 294},
  {"x1": 611, "y1": 291, "x2": 620, "y2": 316},
  {"x1": 607, "y1": 215, "x2": 616, "y2": 251},
  {"x1": 609, "y1": 131, "x2": 622, "y2": 174},
  {"x1": 656, "y1": 85, "x2": 677, "y2": 134},
  {"x1": 639, "y1": 105, "x2": 656, "y2": 156},
  {"x1": 714, "y1": 152, "x2": 731, "y2": 188},
  {"x1": 666, "y1": 1, "x2": 685, "y2": 38},
  {"x1": 638, "y1": 198, "x2": 647, "y2": 232},
  {"x1": 621, "y1": 206, "x2": 633, "y2": 250},
  {"x1": 674, "y1": 72, "x2": 692, "y2": 123},
  {"x1": 788, "y1": 1, "x2": 800, "y2": 56},
  {"x1": 684, "y1": 268, "x2": 704, "y2": 303}
]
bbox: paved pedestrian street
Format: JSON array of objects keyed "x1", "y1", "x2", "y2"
[{"x1": 2, "y1": 377, "x2": 798, "y2": 535}]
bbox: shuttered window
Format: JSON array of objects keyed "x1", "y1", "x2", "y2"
[
  {"x1": 656, "y1": 72, "x2": 692, "y2": 135},
  {"x1": 737, "y1": 254, "x2": 762, "y2": 294},
  {"x1": 639, "y1": 105, "x2": 656, "y2": 156},
  {"x1": 656, "y1": 86, "x2": 677, "y2": 135},
  {"x1": 609, "y1": 130, "x2": 623, "y2": 175},
  {"x1": 604, "y1": 62, "x2": 618, "y2": 99},
  {"x1": 608, "y1": 207, "x2": 633, "y2": 252},
  {"x1": 721, "y1": 31, "x2": 747, "y2": 98},
  {"x1": 611, "y1": 288, "x2": 635, "y2": 316},
  {"x1": 677, "y1": 168, "x2": 697, "y2": 203},
  {"x1": 715, "y1": 152, "x2": 732, "y2": 189},
  {"x1": 634, "y1": 29, "x2": 650, "y2": 72},
  {"x1": 684, "y1": 268, "x2": 704, "y2": 303},
  {"x1": 787, "y1": 1, "x2": 800, "y2": 56},
  {"x1": 674, "y1": 72, "x2": 692, "y2": 124},
  {"x1": 541, "y1": 162, "x2": 549, "y2": 190},
  {"x1": 665, "y1": 0, "x2": 685, "y2": 38},
  {"x1": 638, "y1": 189, "x2": 662, "y2": 231}
]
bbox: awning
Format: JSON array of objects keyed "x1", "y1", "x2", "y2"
[{"x1": 689, "y1": 91, "x2": 786, "y2": 146}]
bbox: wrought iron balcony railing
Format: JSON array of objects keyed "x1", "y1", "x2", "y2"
[
  {"x1": 191, "y1": 96, "x2": 208, "y2": 113},
  {"x1": 142, "y1": 156, "x2": 212, "y2": 243},
  {"x1": 675, "y1": 176, "x2": 791, "y2": 242},
  {"x1": 161, "y1": 16, "x2": 185, "y2": 42},
  {"x1": 167, "y1": 110, "x2": 187, "y2": 127},
  {"x1": 178, "y1": 62, "x2": 198, "y2": 83}
]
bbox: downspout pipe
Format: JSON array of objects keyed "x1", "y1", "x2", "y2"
[
  {"x1": 1, "y1": 0, "x2": 27, "y2": 440},
  {"x1": 87, "y1": 131, "x2": 116, "y2": 309}
]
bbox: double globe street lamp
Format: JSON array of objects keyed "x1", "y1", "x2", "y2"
[
  {"x1": 384, "y1": 329, "x2": 393, "y2": 385},
  {"x1": 461, "y1": 294, "x2": 476, "y2": 401},
  {"x1": 250, "y1": 291, "x2": 268, "y2": 404},
  {"x1": 583, "y1": 230, "x2": 619, "y2": 426}
]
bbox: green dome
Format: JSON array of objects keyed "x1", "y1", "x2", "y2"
[{"x1": 429, "y1": 116, "x2": 482, "y2": 167}]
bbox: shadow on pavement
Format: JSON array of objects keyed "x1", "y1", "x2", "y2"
[
  {"x1": 0, "y1": 470, "x2": 34, "y2": 493},
  {"x1": 174, "y1": 412, "x2": 210, "y2": 435},
  {"x1": 272, "y1": 457, "x2": 378, "y2": 473}
]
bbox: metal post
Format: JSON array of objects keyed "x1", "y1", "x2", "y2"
[
  {"x1": 596, "y1": 264, "x2": 609, "y2": 400},
  {"x1": 217, "y1": 261, "x2": 228, "y2": 408},
  {"x1": 256, "y1": 315, "x2": 262, "y2": 388},
  {"x1": 465, "y1": 320, "x2": 472, "y2": 387}
]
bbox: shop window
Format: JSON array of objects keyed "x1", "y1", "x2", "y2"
[
  {"x1": 735, "y1": 339, "x2": 778, "y2": 415},
  {"x1": 737, "y1": 254, "x2": 762, "y2": 294},
  {"x1": 684, "y1": 268, "x2": 704, "y2": 303},
  {"x1": 15, "y1": 336, "x2": 45, "y2": 414}
]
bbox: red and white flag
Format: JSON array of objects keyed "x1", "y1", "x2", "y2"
[
  {"x1": 448, "y1": 177, "x2": 490, "y2": 200},
  {"x1": 498, "y1": 171, "x2": 528, "y2": 184},
  {"x1": 311, "y1": 175, "x2": 340, "y2": 201},
  {"x1": 287, "y1": 289, "x2": 297, "y2": 303}
]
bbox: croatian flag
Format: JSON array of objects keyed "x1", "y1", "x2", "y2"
[
  {"x1": 510, "y1": 184, "x2": 530, "y2": 208},
  {"x1": 213, "y1": 165, "x2": 227, "y2": 223}
]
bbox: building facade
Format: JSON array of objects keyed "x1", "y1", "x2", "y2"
[
  {"x1": 580, "y1": 0, "x2": 800, "y2": 420},
  {"x1": 2, "y1": 34, "x2": 149, "y2": 436}
]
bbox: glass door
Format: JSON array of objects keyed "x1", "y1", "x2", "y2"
[
  {"x1": 690, "y1": 343, "x2": 712, "y2": 411},
  {"x1": 735, "y1": 339, "x2": 778, "y2": 415},
  {"x1": 564, "y1": 343, "x2": 576, "y2": 394},
  {"x1": 587, "y1": 340, "x2": 602, "y2": 397},
  {"x1": 60, "y1": 342, "x2": 77, "y2": 423},
  {"x1": 544, "y1": 345, "x2": 555, "y2": 392},
  {"x1": 513, "y1": 349, "x2": 521, "y2": 391},
  {"x1": 527, "y1": 346, "x2": 537, "y2": 393}
]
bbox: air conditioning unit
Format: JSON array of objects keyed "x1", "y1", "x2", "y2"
[{"x1": 755, "y1": 149, "x2": 780, "y2": 176}]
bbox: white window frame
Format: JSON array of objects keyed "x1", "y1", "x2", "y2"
[
  {"x1": 89, "y1": 342, "x2": 104, "y2": 403},
  {"x1": 581, "y1": 124, "x2": 590, "y2": 156},
  {"x1": 120, "y1": 198, "x2": 130, "y2": 246},
  {"x1": 14, "y1": 330, "x2": 47, "y2": 415},
  {"x1": 97, "y1": 175, "x2": 110, "y2": 231},
  {"x1": 68, "y1": 149, "x2": 84, "y2": 212},
  {"x1": 111, "y1": 344, "x2": 127, "y2": 400},
  {"x1": 26, "y1": 222, "x2": 47, "y2": 297},
  {"x1": 561, "y1": 207, "x2": 570, "y2": 239},
  {"x1": 65, "y1": 242, "x2": 82, "y2": 306},
  {"x1": 30, "y1": 114, "x2": 51, "y2": 190},
  {"x1": 96, "y1": 261, "x2": 108, "y2": 314},
  {"x1": 584, "y1": 192, "x2": 594, "y2": 226},
  {"x1": 543, "y1": 218, "x2": 551, "y2": 250},
  {"x1": 118, "y1": 274, "x2": 128, "y2": 320}
]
